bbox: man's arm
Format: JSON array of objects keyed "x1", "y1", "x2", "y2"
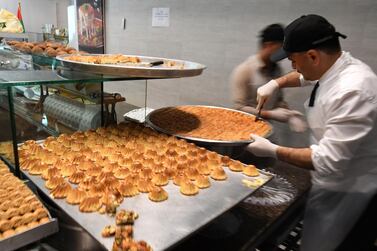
[
  {"x1": 277, "y1": 146, "x2": 314, "y2": 170},
  {"x1": 274, "y1": 71, "x2": 302, "y2": 88}
]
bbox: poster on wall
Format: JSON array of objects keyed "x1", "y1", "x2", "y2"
[{"x1": 75, "y1": 0, "x2": 105, "y2": 54}]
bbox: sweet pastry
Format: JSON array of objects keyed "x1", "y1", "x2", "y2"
[
  {"x1": 140, "y1": 168, "x2": 153, "y2": 179},
  {"x1": 137, "y1": 178, "x2": 156, "y2": 193},
  {"x1": 79, "y1": 196, "x2": 101, "y2": 213},
  {"x1": 86, "y1": 166, "x2": 102, "y2": 177},
  {"x1": 60, "y1": 164, "x2": 77, "y2": 177},
  {"x1": 221, "y1": 155, "x2": 232, "y2": 166},
  {"x1": 51, "y1": 182, "x2": 72, "y2": 199},
  {"x1": 194, "y1": 175, "x2": 211, "y2": 189},
  {"x1": 185, "y1": 167, "x2": 200, "y2": 181},
  {"x1": 88, "y1": 183, "x2": 107, "y2": 197},
  {"x1": 207, "y1": 159, "x2": 221, "y2": 170},
  {"x1": 151, "y1": 173, "x2": 169, "y2": 186},
  {"x1": 228, "y1": 160, "x2": 244, "y2": 172},
  {"x1": 180, "y1": 181, "x2": 199, "y2": 196},
  {"x1": 41, "y1": 167, "x2": 60, "y2": 180},
  {"x1": 68, "y1": 171, "x2": 86, "y2": 184},
  {"x1": 149, "y1": 105, "x2": 272, "y2": 140},
  {"x1": 197, "y1": 164, "x2": 211, "y2": 175},
  {"x1": 115, "y1": 209, "x2": 139, "y2": 225},
  {"x1": 28, "y1": 163, "x2": 49, "y2": 175},
  {"x1": 78, "y1": 176, "x2": 97, "y2": 191},
  {"x1": 33, "y1": 207, "x2": 48, "y2": 220},
  {"x1": 210, "y1": 166, "x2": 227, "y2": 181},
  {"x1": 102, "y1": 225, "x2": 116, "y2": 237},
  {"x1": 148, "y1": 187, "x2": 168, "y2": 202},
  {"x1": 119, "y1": 182, "x2": 139, "y2": 197},
  {"x1": 66, "y1": 189, "x2": 87, "y2": 205},
  {"x1": 27, "y1": 221, "x2": 39, "y2": 228},
  {"x1": 114, "y1": 168, "x2": 130, "y2": 180},
  {"x1": 2, "y1": 229, "x2": 16, "y2": 238},
  {"x1": 39, "y1": 217, "x2": 50, "y2": 224},
  {"x1": 0, "y1": 219, "x2": 12, "y2": 232},
  {"x1": 9, "y1": 215, "x2": 23, "y2": 228},
  {"x1": 45, "y1": 176, "x2": 65, "y2": 190},
  {"x1": 243, "y1": 164, "x2": 259, "y2": 177},
  {"x1": 173, "y1": 173, "x2": 189, "y2": 186},
  {"x1": 15, "y1": 225, "x2": 28, "y2": 233}
]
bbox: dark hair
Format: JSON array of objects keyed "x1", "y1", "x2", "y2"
[{"x1": 259, "y1": 23, "x2": 285, "y2": 44}]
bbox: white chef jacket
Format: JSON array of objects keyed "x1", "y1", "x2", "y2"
[{"x1": 299, "y1": 51, "x2": 377, "y2": 251}]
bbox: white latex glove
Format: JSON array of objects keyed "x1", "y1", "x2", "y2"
[
  {"x1": 256, "y1": 80, "x2": 279, "y2": 110},
  {"x1": 246, "y1": 134, "x2": 278, "y2": 158},
  {"x1": 288, "y1": 113, "x2": 308, "y2": 132},
  {"x1": 265, "y1": 108, "x2": 293, "y2": 122}
]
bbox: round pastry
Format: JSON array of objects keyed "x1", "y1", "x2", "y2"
[
  {"x1": 137, "y1": 178, "x2": 156, "y2": 193},
  {"x1": 0, "y1": 200, "x2": 11, "y2": 211},
  {"x1": 41, "y1": 167, "x2": 60, "y2": 180},
  {"x1": 45, "y1": 176, "x2": 65, "y2": 190},
  {"x1": 140, "y1": 168, "x2": 153, "y2": 179},
  {"x1": 27, "y1": 221, "x2": 39, "y2": 228},
  {"x1": 34, "y1": 207, "x2": 48, "y2": 220},
  {"x1": 9, "y1": 215, "x2": 23, "y2": 228},
  {"x1": 15, "y1": 225, "x2": 28, "y2": 233},
  {"x1": 28, "y1": 163, "x2": 49, "y2": 175},
  {"x1": 0, "y1": 219, "x2": 12, "y2": 232},
  {"x1": 148, "y1": 187, "x2": 168, "y2": 202},
  {"x1": 39, "y1": 217, "x2": 50, "y2": 224},
  {"x1": 118, "y1": 182, "x2": 139, "y2": 197},
  {"x1": 207, "y1": 159, "x2": 221, "y2": 170},
  {"x1": 21, "y1": 158, "x2": 41, "y2": 171},
  {"x1": 118, "y1": 157, "x2": 132, "y2": 168},
  {"x1": 18, "y1": 204, "x2": 32, "y2": 215},
  {"x1": 66, "y1": 188, "x2": 87, "y2": 205},
  {"x1": 77, "y1": 159, "x2": 96, "y2": 171},
  {"x1": 51, "y1": 182, "x2": 72, "y2": 199},
  {"x1": 185, "y1": 167, "x2": 200, "y2": 181},
  {"x1": 151, "y1": 173, "x2": 169, "y2": 186},
  {"x1": 20, "y1": 212, "x2": 34, "y2": 226},
  {"x1": 78, "y1": 176, "x2": 97, "y2": 191},
  {"x1": 197, "y1": 164, "x2": 211, "y2": 176},
  {"x1": 221, "y1": 155, "x2": 232, "y2": 166},
  {"x1": 210, "y1": 166, "x2": 227, "y2": 181},
  {"x1": 228, "y1": 160, "x2": 244, "y2": 172},
  {"x1": 60, "y1": 164, "x2": 77, "y2": 177},
  {"x1": 194, "y1": 175, "x2": 211, "y2": 189},
  {"x1": 179, "y1": 181, "x2": 199, "y2": 196},
  {"x1": 2, "y1": 229, "x2": 16, "y2": 239},
  {"x1": 101, "y1": 177, "x2": 120, "y2": 192},
  {"x1": 79, "y1": 196, "x2": 101, "y2": 213},
  {"x1": 114, "y1": 168, "x2": 130, "y2": 180},
  {"x1": 124, "y1": 173, "x2": 139, "y2": 185},
  {"x1": 88, "y1": 183, "x2": 106, "y2": 197},
  {"x1": 173, "y1": 173, "x2": 189, "y2": 186},
  {"x1": 243, "y1": 164, "x2": 259, "y2": 177},
  {"x1": 164, "y1": 167, "x2": 176, "y2": 179},
  {"x1": 86, "y1": 166, "x2": 102, "y2": 177},
  {"x1": 130, "y1": 162, "x2": 143, "y2": 173},
  {"x1": 68, "y1": 171, "x2": 86, "y2": 184}
]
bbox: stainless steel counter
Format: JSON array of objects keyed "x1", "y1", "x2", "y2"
[{"x1": 23, "y1": 168, "x2": 272, "y2": 251}]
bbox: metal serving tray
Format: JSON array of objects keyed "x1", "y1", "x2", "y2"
[
  {"x1": 146, "y1": 105, "x2": 273, "y2": 146},
  {"x1": 56, "y1": 54, "x2": 206, "y2": 78},
  {"x1": 22, "y1": 166, "x2": 272, "y2": 251}
]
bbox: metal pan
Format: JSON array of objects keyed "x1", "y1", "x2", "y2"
[
  {"x1": 56, "y1": 54, "x2": 206, "y2": 78},
  {"x1": 145, "y1": 105, "x2": 273, "y2": 146}
]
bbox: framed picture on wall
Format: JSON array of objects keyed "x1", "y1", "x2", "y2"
[{"x1": 75, "y1": 0, "x2": 105, "y2": 53}]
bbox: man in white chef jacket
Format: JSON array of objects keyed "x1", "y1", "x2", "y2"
[{"x1": 247, "y1": 14, "x2": 377, "y2": 251}]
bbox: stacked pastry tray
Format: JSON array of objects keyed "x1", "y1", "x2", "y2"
[
  {"x1": 22, "y1": 158, "x2": 273, "y2": 251},
  {"x1": 0, "y1": 161, "x2": 58, "y2": 251}
]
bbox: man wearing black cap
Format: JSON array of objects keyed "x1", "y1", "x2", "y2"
[
  {"x1": 247, "y1": 14, "x2": 377, "y2": 251},
  {"x1": 230, "y1": 23, "x2": 307, "y2": 133}
]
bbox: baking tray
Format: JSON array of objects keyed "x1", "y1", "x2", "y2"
[
  {"x1": 21, "y1": 158, "x2": 273, "y2": 251},
  {"x1": 56, "y1": 54, "x2": 206, "y2": 78},
  {"x1": 0, "y1": 219, "x2": 59, "y2": 251},
  {"x1": 146, "y1": 105, "x2": 273, "y2": 146}
]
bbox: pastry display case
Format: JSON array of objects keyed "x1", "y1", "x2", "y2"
[{"x1": 0, "y1": 42, "x2": 276, "y2": 251}]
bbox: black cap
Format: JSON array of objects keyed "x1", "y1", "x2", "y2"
[
  {"x1": 271, "y1": 14, "x2": 347, "y2": 62},
  {"x1": 259, "y1": 23, "x2": 285, "y2": 43}
]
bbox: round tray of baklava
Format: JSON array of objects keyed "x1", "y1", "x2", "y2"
[{"x1": 145, "y1": 105, "x2": 273, "y2": 146}]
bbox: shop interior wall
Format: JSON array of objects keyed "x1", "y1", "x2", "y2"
[
  {"x1": 103, "y1": 0, "x2": 377, "y2": 116},
  {"x1": 1, "y1": 0, "x2": 70, "y2": 33}
]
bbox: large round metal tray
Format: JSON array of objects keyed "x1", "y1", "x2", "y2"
[
  {"x1": 145, "y1": 105, "x2": 273, "y2": 146},
  {"x1": 56, "y1": 54, "x2": 206, "y2": 78}
]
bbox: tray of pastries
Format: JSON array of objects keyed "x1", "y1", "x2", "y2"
[
  {"x1": 18, "y1": 123, "x2": 272, "y2": 251},
  {"x1": 56, "y1": 54, "x2": 206, "y2": 78},
  {"x1": 146, "y1": 105, "x2": 273, "y2": 146},
  {"x1": 0, "y1": 161, "x2": 58, "y2": 251}
]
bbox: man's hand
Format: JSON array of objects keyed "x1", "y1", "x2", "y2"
[
  {"x1": 256, "y1": 80, "x2": 279, "y2": 110},
  {"x1": 246, "y1": 134, "x2": 278, "y2": 158}
]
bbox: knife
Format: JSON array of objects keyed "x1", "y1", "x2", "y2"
[{"x1": 255, "y1": 100, "x2": 266, "y2": 121}]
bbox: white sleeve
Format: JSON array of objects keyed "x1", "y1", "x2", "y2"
[{"x1": 311, "y1": 90, "x2": 377, "y2": 176}]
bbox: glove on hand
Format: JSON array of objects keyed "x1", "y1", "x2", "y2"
[
  {"x1": 256, "y1": 80, "x2": 279, "y2": 110},
  {"x1": 246, "y1": 134, "x2": 278, "y2": 158}
]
